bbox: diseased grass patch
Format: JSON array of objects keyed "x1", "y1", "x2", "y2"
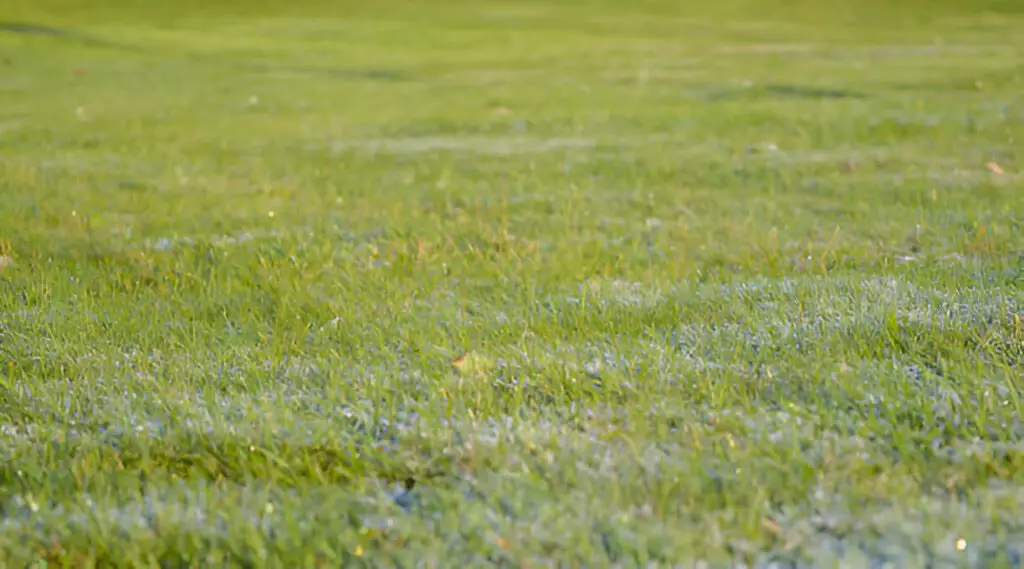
[{"x1": 0, "y1": 0, "x2": 1023, "y2": 566}]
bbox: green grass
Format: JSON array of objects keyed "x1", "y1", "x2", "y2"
[{"x1": 1, "y1": 0, "x2": 1022, "y2": 566}]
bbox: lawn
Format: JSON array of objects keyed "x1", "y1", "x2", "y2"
[{"x1": 0, "y1": 0, "x2": 1022, "y2": 566}]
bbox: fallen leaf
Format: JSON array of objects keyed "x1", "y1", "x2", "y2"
[
  {"x1": 450, "y1": 351, "x2": 497, "y2": 378},
  {"x1": 761, "y1": 516, "x2": 783, "y2": 537},
  {"x1": 451, "y1": 352, "x2": 469, "y2": 368},
  {"x1": 985, "y1": 161, "x2": 1003, "y2": 175}
]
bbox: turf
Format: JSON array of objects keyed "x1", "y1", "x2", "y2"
[{"x1": 0, "y1": 0, "x2": 1022, "y2": 566}]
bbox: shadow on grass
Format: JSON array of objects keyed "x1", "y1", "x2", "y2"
[
  {"x1": 763, "y1": 83, "x2": 866, "y2": 99},
  {"x1": 701, "y1": 83, "x2": 867, "y2": 101},
  {"x1": 0, "y1": 21, "x2": 137, "y2": 50},
  {"x1": 244, "y1": 62, "x2": 409, "y2": 81}
]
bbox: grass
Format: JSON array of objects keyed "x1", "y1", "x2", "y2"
[{"x1": 0, "y1": 0, "x2": 1022, "y2": 566}]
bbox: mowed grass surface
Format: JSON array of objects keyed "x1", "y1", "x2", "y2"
[{"x1": 1, "y1": 0, "x2": 1023, "y2": 566}]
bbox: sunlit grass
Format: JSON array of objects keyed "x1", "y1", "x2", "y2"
[{"x1": 0, "y1": 0, "x2": 1022, "y2": 566}]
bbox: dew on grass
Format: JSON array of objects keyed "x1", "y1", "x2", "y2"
[{"x1": 4, "y1": 6, "x2": 1023, "y2": 563}]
